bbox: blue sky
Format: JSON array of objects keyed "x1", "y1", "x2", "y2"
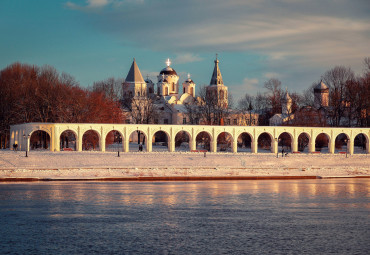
[{"x1": 1, "y1": 0, "x2": 369, "y2": 101}]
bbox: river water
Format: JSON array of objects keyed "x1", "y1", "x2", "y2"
[{"x1": 0, "y1": 179, "x2": 369, "y2": 254}]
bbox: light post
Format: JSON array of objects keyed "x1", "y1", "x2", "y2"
[
  {"x1": 344, "y1": 138, "x2": 349, "y2": 158},
  {"x1": 116, "y1": 134, "x2": 120, "y2": 157},
  {"x1": 275, "y1": 138, "x2": 278, "y2": 158},
  {"x1": 275, "y1": 137, "x2": 281, "y2": 158},
  {"x1": 23, "y1": 134, "x2": 30, "y2": 157}
]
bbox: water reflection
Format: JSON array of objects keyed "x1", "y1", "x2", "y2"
[
  {"x1": 1, "y1": 179, "x2": 369, "y2": 208},
  {"x1": 0, "y1": 179, "x2": 369, "y2": 255}
]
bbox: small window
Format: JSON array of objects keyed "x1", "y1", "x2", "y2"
[
  {"x1": 183, "y1": 88, "x2": 186, "y2": 93},
  {"x1": 233, "y1": 119, "x2": 237, "y2": 125},
  {"x1": 227, "y1": 119, "x2": 231, "y2": 125},
  {"x1": 195, "y1": 118, "x2": 199, "y2": 124},
  {"x1": 164, "y1": 119, "x2": 169, "y2": 124},
  {"x1": 183, "y1": 118, "x2": 187, "y2": 124}
]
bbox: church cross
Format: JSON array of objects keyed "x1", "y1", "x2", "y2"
[{"x1": 166, "y1": 58, "x2": 171, "y2": 67}]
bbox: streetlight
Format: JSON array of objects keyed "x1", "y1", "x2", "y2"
[
  {"x1": 344, "y1": 138, "x2": 350, "y2": 158},
  {"x1": 275, "y1": 137, "x2": 281, "y2": 158},
  {"x1": 115, "y1": 133, "x2": 121, "y2": 157},
  {"x1": 275, "y1": 138, "x2": 278, "y2": 158},
  {"x1": 23, "y1": 133, "x2": 30, "y2": 157}
]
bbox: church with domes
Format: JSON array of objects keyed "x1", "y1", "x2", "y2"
[{"x1": 122, "y1": 56, "x2": 236, "y2": 125}]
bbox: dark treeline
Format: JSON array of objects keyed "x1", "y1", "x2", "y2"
[
  {"x1": 237, "y1": 58, "x2": 370, "y2": 127},
  {"x1": 0, "y1": 63, "x2": 124, "y2": 148}
]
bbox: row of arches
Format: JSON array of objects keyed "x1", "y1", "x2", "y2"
[{"x1": 28, "y1": 129, "x2": 369, "y2": 154}]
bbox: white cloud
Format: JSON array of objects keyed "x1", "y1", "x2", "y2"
[
  {"x1": 231, "y1": 78, "x2": 260, "y2": 100},
  {"x1": 79, "y1": 1, "x2": 369, "y2": 69},
  {"x1": 66, "y1": 0, "x2": 110, "y2": 10},
  {"x1": 264, "y1": 72, "x2": 283, "y2": 79},
  {"x1": 173, "y1": 53, "x2": 203, "y2": 64},
  {"x1": 88, "y1": 0, "x2": 110, "y2": 7},
  {"x1": 66, "y1": 0, "x2": 370, "y2": 91}
]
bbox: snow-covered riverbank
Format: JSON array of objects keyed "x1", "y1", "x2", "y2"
[{"x1": 0, "y1": 150, "x2": 369, "y2": 180}]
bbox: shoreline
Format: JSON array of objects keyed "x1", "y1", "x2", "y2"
[
  {"x1": 1, "y1": 175, "x2": 369, "y2": 182},
  {"x1": 1, "y1": 150, "x2": 369, "y2": 181}
]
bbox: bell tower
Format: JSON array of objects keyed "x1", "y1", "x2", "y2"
[{"x1": 206, "y1": 54, "x2": 228, "y2": 108}]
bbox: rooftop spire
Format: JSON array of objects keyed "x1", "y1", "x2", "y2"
[
  {"x1": 125, "y1": 58, "x2": 145, "y2": 83},
  {"x1": 210, "y1": 54, "x2": 223, "y2": 86}
]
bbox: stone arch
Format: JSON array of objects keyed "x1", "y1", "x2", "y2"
[
  {"x1": 105, "y1": 130, "x2": 124, "y2": 152},
  {"x1": 216, "y1": 132, "x2": 233, "y2": 152},
  {"x1": 129, "y1": 129, "x2": 147, "y2": 152},
  {"x1": 334, "y1": 133, "x2": 350, "y2": 153},
  {"x1": 60, "y1": 129, "x2": 77, "y2": 151},
  {"x1": 237, "y1": 132, "x2": 253, "y2": 153},
  {"x1": 175, "y1": 131, "x2": 191, "y2": 152},
  {"x1": 196, "y1": 131, "x2": 212, "y2": 151},
  {"x1": 297, "y1": 132, "x2": 311, "y2": 153},
  {"x1": 82, "y1": 130, "x2": 100, "y2": 151},
  {"x1": 277, "y1": 132, "x2": 293, "y2": 152},
  {"x1": 257, "y1": 132, "x2": 274, "y2": 153},
  {"x1": 354, "y1": 133, "x2": 368, "y2": 154},
  {"x1": 29, "y1": 130, "x2": 51, "y2": 150},
  {"x1": 315, "y1": 133, "x2": 330, "y2": 153},
  {"x1": 152, "y1": 130, "x2": 170, "y2": 152}
]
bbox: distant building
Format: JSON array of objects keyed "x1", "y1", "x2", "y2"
[{"x1": 269, "y1": 89, "x2": 294, "y2": 126}]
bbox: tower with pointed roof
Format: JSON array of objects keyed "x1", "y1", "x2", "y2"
[
  {"x1": 123, "y1": 58, "x2": 147, "y2": 98},
  {"x1": 206, "y1": 55, "x2": 228, "y2": 108},
  {"x1": 314, "y1": 80, "x2": 329, "y2": 108}
]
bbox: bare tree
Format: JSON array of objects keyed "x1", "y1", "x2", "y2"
[
  {"x1": 322, "y1": 66, "x2": 355, "y2": 126},
  {"x1": 238, "y1": 93, "x2": 255, "y2": 125},
  {"x1": 123, "y1": 94, "x2": 158, "y2": 124},
  {"x1": 264, "y1": 78, "x2": 283, "y2": 115},
  {"x1": 92, "y1": 77, "x2": 123, "y2": 102},
  {"x1": 198, "y1": 85, "x2": 216, "y2": 124},
  {"x1": 184, "y1": 102, "x2": 202, "y2": 124}
]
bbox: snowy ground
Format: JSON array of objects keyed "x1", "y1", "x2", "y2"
[{"x1": 0, "y1": 149, "x2": 369, "y2": 179}]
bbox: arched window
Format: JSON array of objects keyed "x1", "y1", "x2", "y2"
[{"x1": 172, "y1": 83, "x2": 175, "y2": 91}]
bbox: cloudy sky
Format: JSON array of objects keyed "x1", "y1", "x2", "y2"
[{"x1": 1, "y1": 0, "x2": 369, "y2": 100}]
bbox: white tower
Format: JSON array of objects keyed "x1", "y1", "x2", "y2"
[
  {"x1": 281, "y1": 89, "x2": 292, "y2": 115},
  {"x1": 157, "y1": 58, "x2": 179, "y2": 98},
  {"x1": 122, "y1": 58, "x2": 146, "y2": 98},
  {"x1": 182, "y1": 73, "x2": 196, "y2": 97},
  {"x1": 314, "y1": 80, "x2": 329, "y2": 108}
]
